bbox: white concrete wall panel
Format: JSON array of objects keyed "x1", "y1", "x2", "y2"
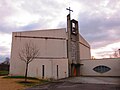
[
  {"x1": 28, "y1": 59, "x2": 68, "y2": 79},
  {"x1": 10, "y1": 28, "x2": 68, "y2": 79},
  {"x1": 16, "y1": 28, "x2": 67, "y2": 38},
  {"x1": 79, "y1": 34, "x2": 91, "y2": 59},
  {"x1": 80, "y1": 59, "x2": 120, "y2": 76},
  {"x1": 79, "y1": 44, "x2": 91, "y2": 59},
  {"x1": 10, "y1": 33, "x2": 26, "y2": 76}
]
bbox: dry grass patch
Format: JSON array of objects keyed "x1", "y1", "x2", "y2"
[{"x1": 0, "y1": 76, "x2": 49, "y2": 90}]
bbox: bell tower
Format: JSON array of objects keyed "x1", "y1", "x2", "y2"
[{"x1": 67, "y1": 13, "x2": 80, "y2": 76}]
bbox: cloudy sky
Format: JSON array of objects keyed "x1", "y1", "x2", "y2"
[{"x1": 0, "y1": 0, "x2": 120, "y2": 62}]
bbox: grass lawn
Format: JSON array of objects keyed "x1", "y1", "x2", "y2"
[
  {"x1": 3, "y1": 76, "x2": 50, "y2": 87},
  {"x1": 0, "y1": 70, "x2": 9, "y2": 76}
]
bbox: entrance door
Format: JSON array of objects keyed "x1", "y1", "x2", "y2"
[
  {"x1": 71, "y1": 64, "x2": 80, "y2": 77},
  {"x1": 73, "y1": 67, "x2": 77, "y2": 76}
]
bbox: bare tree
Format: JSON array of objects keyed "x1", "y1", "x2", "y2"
[
  {"x1": 113, "y1": 51, "x2": 118, "y2": 58},
  {"x1": 19, "y1": 41, "x2": 39, "y2": 82}
]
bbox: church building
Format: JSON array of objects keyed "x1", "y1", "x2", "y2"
[
  {"x1": 10, "y1": 14, "x2": 91, "y2": 79},
  {"x1": 10, "y1": 13, "x2": 120, "y2": 79}
]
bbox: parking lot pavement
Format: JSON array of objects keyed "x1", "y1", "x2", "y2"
[
  {"x1": 26, "y1": 81, "x2": 120, "y2": 90},
  {"x1": 26, "y1": 77, "x2": 120, "y2": 90},
  {"x1": 61, "y1": 76, "x2": 120, "y2": 85}
]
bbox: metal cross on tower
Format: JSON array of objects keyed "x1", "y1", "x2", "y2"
[{"x1": 66, "y1": 7, "x2": 73, "y2": 15}]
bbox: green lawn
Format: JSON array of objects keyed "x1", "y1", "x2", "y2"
[
  {"x1": 0, "y1": 70, "x2": 9, "y2": 76},
  {"x1": 3, "y1": 76, "x2": 50, "y2": 87}
]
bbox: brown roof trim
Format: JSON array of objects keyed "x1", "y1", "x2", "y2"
[
  {"x1": 35, "y1": 57, "x2": 67, "y2": 59},
  {"x1": 79, "y1": 42, "x2": 90, "y2": 49},
  {"x1": 15, "y1": 36, "x2": 66, "y2": 40}
]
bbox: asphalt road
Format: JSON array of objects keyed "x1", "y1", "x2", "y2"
[{"x1": 26, "y1": 81, "x2": 120, "y2": 90}]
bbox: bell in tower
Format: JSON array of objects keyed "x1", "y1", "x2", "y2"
[{"x1": 71, "y1": 19, "x2": 78, "y2": 35}]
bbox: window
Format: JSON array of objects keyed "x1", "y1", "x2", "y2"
[
  {"x1": 57, "y1": 65, "x2": 58, "y2": 79},
  {"x1": 71, "y1": 22, "x2": 76, "y2": 34},
  {"x1": 71, "y1": 19, "x2": 78, "y2": 35},
  {"x1": 42, "y1": 65, "x2": 45, "y2": 78},
  {"x1": 93, "y1": 65, "x2": 111, "y2": 73}
]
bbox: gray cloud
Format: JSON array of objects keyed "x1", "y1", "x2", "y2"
[
  {"x1": 0, "y1": 0, "x2": 120, "y2": 59},
  {"x1": 0, "y1": 46, "x2": 9, "y2": 52},
  {"x1": 0, "y1": 0, "x2": 66, "y2": 34},
  {"x1": 57, "y1": 21, "x2": 66, "y2": 29},
  {"x1": 0, "y1": 46, "x2": 10, "y2": 63},
  {"x1": 0, "y1": 55, "x2": 10, "y2": 63},
  {"x1": 21, "y1": 0, "x2": 64, "y2": 14},
  {"x1": 78, "y1": 1, "x2": 120, "y2": 49}
]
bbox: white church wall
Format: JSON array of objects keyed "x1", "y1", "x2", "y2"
[
  {"x1": 18, "y1": 28, "x2": 67, "y2": 39},
  {"x1": 53, "y1": 59, "x2": 68, "y2": 79},
  {"x1": 10, "y1": 33, "x2": 26, "y2": 76},
  {"x1": 79, "y1": 34, "x2": 91, "y2": 59},
  {"x1": 79, "y1": 34, "x2": 90, "y2": 48},
  {"x1": 28, "y1": 59, "x2": 68, "y2": 79},
  {"x1": 10, "y1": 29, "x2": 68, "y2": 79},
  {"x1": 80, "y1": 58, "x2": 120, "y2": 76},
  {"x1": 79, "y1": 43, "x2": 91, "y2": 59}
]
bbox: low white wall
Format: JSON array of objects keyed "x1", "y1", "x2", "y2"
[
  {"x1": 28, "y1": 59, "x2": 68, "y2": 79},
  {"x1": 80, "y1": 58, "x2": 120, "y2": 76}
]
